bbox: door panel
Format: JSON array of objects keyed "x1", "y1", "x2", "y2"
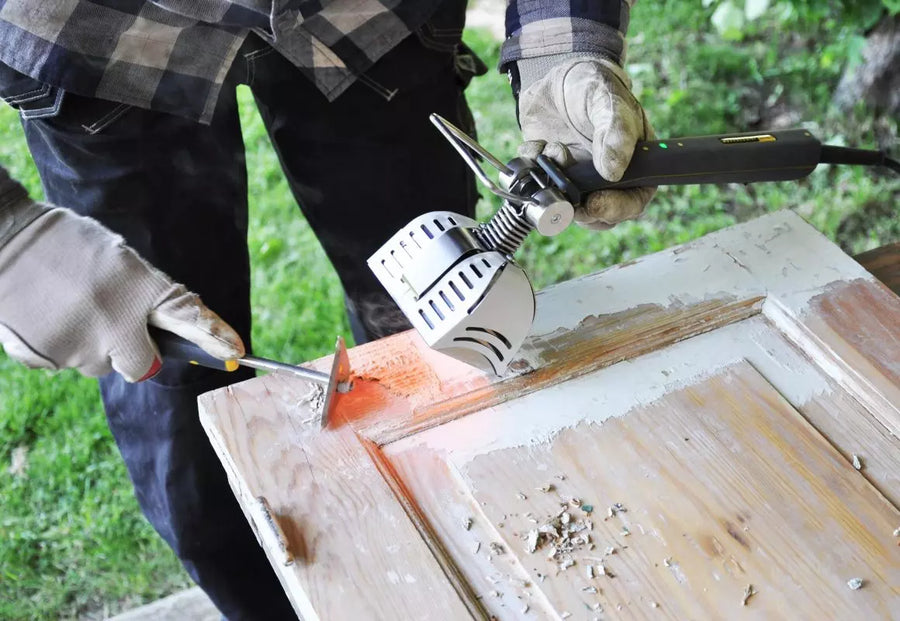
[
  {"x1": 386, "y1": 321, "x2": 900, "y2": 618},
  {"x1": 199, "y1": 212, "x2": 900, "y2": 619}
]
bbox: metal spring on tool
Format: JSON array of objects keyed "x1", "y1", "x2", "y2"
[{"x1": 476, "y1": 202, "x2": 533, "y2": 256}]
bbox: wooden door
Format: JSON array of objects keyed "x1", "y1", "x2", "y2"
[{"x1": 199, "y1": 211, "x2": 900, "y2": 619}]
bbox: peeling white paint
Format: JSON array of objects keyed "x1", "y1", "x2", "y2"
[
  {"x1": 387, "y1": 316, "x2": 832, "y2": 463},
  {"x1": 531, "y1": 212, "x2": 872, "y2": 337}
]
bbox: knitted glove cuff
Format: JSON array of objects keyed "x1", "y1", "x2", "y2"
[{"x1": 516, "y1": 53, "x2": 621, "y2": 100}]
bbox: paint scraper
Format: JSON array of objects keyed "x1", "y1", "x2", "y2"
[{"x1": 150, "y1": 327, "x2": 351, "y2": 427}]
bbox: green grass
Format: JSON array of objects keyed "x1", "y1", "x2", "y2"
[{"x1": 1, "y1": 6, "x2": 898, "y2": 618}]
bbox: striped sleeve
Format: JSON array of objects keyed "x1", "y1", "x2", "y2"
[{"x1": 501, "y1": 0, "x2": 633, "y2": 69}]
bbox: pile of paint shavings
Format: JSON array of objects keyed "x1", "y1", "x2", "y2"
[
  {"x1": 523, "y1": 499, "x2": 596, "y2": 571},
  {"x1": 298, "y1": 384, "x2": 326, "y2": 424}
]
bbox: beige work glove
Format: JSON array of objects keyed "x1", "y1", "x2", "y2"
[
  {"x1": 0, "y1": 194, "x2": 244, "y2": 382},
  {"x1": 517, "y1": 55, "x2": 657, "y2": 230}
]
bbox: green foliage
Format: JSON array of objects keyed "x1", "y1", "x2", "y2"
[
  {"x1": 0, "y1": 4, "x2": 898, "y2": 618},
  {"x1": 706, "y1": 0, "x2": 895, "y2": 44}
]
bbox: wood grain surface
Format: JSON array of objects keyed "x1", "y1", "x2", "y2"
[
  {"x1": 199, "y1": 377, "x2": 476, "y2": 620},
  {"x1": 198, "y1": 212, "x2": 900, "y2": 619},
  {"x1": 856, "y1": 242, "x2": 900, "y2": 296},
  {"x1": 457, "y1": 362, "x2": 900, "y2": 619}
]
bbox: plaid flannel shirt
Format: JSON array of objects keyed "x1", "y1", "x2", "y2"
[{"x1": 0, "y1": 0, "x2": 630, "y2": 125}]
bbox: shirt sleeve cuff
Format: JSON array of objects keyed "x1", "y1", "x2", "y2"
[
  {"x1": 501, "y1": 0, "x2": 632, "y2": 72},
  {"x1": 501, "y1": 18, "x2": 628, "y2": 72}
]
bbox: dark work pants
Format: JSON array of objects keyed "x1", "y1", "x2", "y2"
[{"x1": 2, "y1": 29, "x2": 477, "y2": 620}]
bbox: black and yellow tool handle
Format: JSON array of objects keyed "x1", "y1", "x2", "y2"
[
  {"x1": 149, "y1": 326, "x2": 240, "y2": 372},
  {"x1": 553, "y1": 129, "x2": 823, "y2": 195},
  {"x1": 534, "y1": 129, "x2": 841, "y2": 206}
]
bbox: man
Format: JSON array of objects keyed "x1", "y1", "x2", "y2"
[{"x1": 0, "y1": 0, "x2": 654, "y2": 618}]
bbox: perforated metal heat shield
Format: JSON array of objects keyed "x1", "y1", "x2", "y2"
[{"x1": 368, "y1": 211, "x2": 535, "y2": 375}]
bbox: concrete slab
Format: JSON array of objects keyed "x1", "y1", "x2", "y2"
[{"x1": 107, "y1": 587, "x2": 218, "y2": 621}]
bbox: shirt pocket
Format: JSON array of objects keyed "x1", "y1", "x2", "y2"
[
  {"x1": 416, "y1": 0, "x2": 468, "y2": 53},
  {"x1": 416, "y1": 1, "x2": 488, "y2": 89},
  {"x1": 0, "y1": 63, "x2": 64, "y2": 120},
  {"x1": 0, "y1": 62, "x2": 133, "y2": 134}
]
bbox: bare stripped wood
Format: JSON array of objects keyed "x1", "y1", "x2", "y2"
[
  {"x1": 797, "y1": 377, "x2": 900, "y2": 509},
  {"x1": 811, "y1": 281, "x2": 900, "y2": 417},
  {"x1": 198, "y1": 377, "x2": 474, "y2": 621},
  {"x1": 458, "y1": 363, "x2": 900, "y2": 618},
  {"x1": 855, "y1": 241, "x2": 900, "y2": 296},
  {"x1": 359, "y1": 439, "x2": 487, "y2": 618},
  {"x1": 387, "y1": 446, "x2": 558, "y2": 617},
  {"x1": 385, "y1": 315, "x2": 900, "y2": 618},
  {"x1": 765, "y1": 282, "x2": 900, "y2": 438}
]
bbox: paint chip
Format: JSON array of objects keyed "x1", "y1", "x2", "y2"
[
  {"x1": 462, "y1": 517, "x2": 472, "y2": 531},
  {"x1": 621, "y1": 527, "x2": 630, "y2": 537},
  {"x1": 847, "y1": 578, "x2": 864, "y2": 590},
  {"x1": 526, "y1": 529, "x2": 539, "y2": 554},
  {"x1": 581, "y1": 504, "x2": 594, "y2": 514},
  {"x1": 8, "y1": 445, "x2": 28, "y2": 477},
  {"x1": 741, "y1": 584, "x2": 756, "y2": 606},
  {"x1": 852, "y1": 454, "x2": 863, "y2": 470}
]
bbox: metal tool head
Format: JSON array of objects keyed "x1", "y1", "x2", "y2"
[
  {"x1": 321, "y1": 336, "x2": 351, "y2": 429},
  {"x1": 369, "y1": 212, "x2": 535, "y2": 375},
  {"x1": 369, "y1": 115, "x2": 577, "y2": 376}
]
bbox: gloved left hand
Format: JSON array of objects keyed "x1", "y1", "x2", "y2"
[{"x1": 517, "y1": 55, "x2": 657, "y2": 230}]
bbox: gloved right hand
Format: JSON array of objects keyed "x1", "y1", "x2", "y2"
[
  {"x1": 0, "y1": 195, "x2": 244, "y2": 382},
  {"x1": 516, "y1": 55, "x2": 657, "y2": 230}
]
